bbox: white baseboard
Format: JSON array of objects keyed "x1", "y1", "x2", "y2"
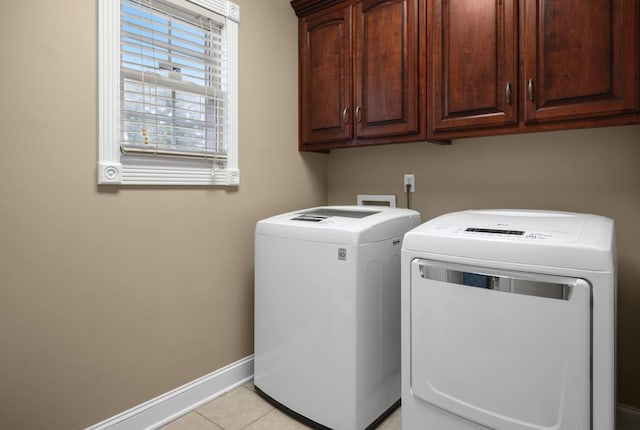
[
  {"x1": 87, "y1": 356, "x2": 639, "y2": 430},
  {"x1": 87, "y1": 355, "x2": 254, "y2": 430},
  {"x1": 617, "y1": 403, "x2": 640, "y2": 430}
]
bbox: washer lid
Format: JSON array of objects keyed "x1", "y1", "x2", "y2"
[
  {"x1": 256, "y1": 205, "x2": 421, "y2": 245},
  {"x1": 403, "y1": 209, "x2": 615, "y2": 271}
]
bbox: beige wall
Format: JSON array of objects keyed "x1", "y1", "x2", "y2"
[
  {"x1": 0, "y1": 1, "x2": 326, "y2": 429},
  {"x1": 327, "y1": 124, "x2": 640, "y2": 408},
  {"x1": 1, "y1": 0, "x2": 638, "y2": 428}
]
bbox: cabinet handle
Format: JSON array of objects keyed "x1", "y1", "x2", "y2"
[
  {"x1": 505, "y1": 81, "x2": 512, "y2": 104},
  {"x1": 343, "y1": 107, "x2": 349, "y2": 124},
  {"x1": 355, "y1": 106, "x2": 362, "y2": 123},
  {"x1": 528, "y1": 79, "x2": 534, "y2": 102}
]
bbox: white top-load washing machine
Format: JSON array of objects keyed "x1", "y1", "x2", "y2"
[
  {"x1": 255, "y1": 206, "x2": 420, "y2": 430},
  {"x1": 401, "y1": 209, "x2": 616, "y2": 430}
]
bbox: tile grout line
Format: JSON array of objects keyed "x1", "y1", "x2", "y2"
[
  {"x1": 239, "y1": 384, "x2": 277, "y2": 429},
  {"x1": 194, "y1": 410, "x2": 224, "y2": 429},
  {"x1": 240, "y1": 408, "x2": 278, "y2": 430},
  {"x1": 189, "y1": 384, "x2": 276, "y2": 430}
]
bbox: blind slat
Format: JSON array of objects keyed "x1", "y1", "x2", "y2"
[
  {"x1": 121, "y1": 69, "x2": 222, "y2": 97},
  {"x1": 120, "y1": 144, "x2": 228, "y2": 160},
  {"x1": 121, "y1": 25, "x2": 223, "y2": 59},
  {"x1": 127, "y1": 0, "x2": 226, "y2": 29},
  {"x1": 121, "y1": 12, "x2": 223, "y2": 39}
]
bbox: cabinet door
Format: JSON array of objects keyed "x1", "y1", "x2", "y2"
[
  {"x1": 299, "y1": 6, "x2": 352, "y2": 147},
  {"x1": 522, "y1": 0, "x2": 639, "y2": 124},
  {"x1": 429, "y1": 0, "x2": 518, "y2": 133},
  {"x1": 354, "y1": 0, "x2": 422, "y2": 139}
]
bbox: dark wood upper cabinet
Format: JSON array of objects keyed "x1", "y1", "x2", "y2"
[
  {"x1": 522, "y1": 0, "x2": 639, "y2": 124},
  {"x1": 429, "y1": 0, "x2": 518, "y2": 133},
  {"x1": 354, "y1": 0, "x2": 421, "y2": 139},
  {"x1": 428, "y1": 0, "x2": 639, "y2": 142},
  {"x1": 299, "y1": 7, "x2": 353, "y2": 145},
  {"x1": 293, "y1": 0, "x2": 426, "y2": 151}
]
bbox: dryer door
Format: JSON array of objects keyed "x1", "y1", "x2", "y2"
[{"x1": 410, "y1": 259, "x2": 591, "y2": 430}]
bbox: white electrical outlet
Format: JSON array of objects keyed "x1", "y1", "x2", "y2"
[{"x1": 404, "y1": 174, "x2": 415, "y2": 192}]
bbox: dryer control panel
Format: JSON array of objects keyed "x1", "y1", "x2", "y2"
[{"x1": 428, "y1": 223, "x2": 576, "y2": 243}]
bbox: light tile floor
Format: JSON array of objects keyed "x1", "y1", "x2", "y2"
[{"x1": 160, "y1": 381, "x2": 401, "y2": 430}]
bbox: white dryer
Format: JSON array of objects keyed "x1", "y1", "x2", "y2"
[
  {"x1": 401, "y1": 210, "x2": 616, "y2": 430},
  {"x1": 255, "y1": 206, "x2": 420, "y2": 430}
]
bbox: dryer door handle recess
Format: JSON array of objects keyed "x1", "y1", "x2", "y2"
[{"x1": 418, "y1": 261, "x2": 576, "y2": 300}]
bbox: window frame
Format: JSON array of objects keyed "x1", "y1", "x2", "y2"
[{"x1": 98, "y1": 0, "x2": 240, "y2": 186}]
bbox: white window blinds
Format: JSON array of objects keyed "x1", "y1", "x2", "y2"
[{"x1": 120, "y1": 0, "x2": 228, "y2": 161}]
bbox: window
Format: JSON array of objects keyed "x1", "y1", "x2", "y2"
[{"x1": 98, "y1": 0, "x2": 239, "y2": 185}]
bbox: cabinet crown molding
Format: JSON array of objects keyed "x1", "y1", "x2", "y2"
[{"x1": 290, "y1": 0, "x2": 346, "y2": 17}]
